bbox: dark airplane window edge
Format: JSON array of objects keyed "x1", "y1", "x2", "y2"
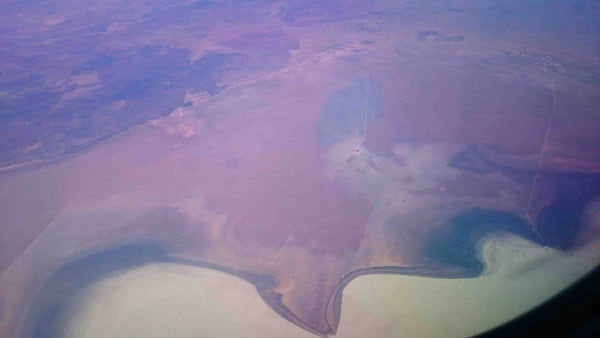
[{"x1": 477, "y1": 265, "x2": 600, "y2": 337}]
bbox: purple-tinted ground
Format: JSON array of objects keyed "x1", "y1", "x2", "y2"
[{"x1": 1, "y1": 1, "x2": 600, "y2": 337}]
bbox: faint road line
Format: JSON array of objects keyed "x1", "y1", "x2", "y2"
[
  {"x1": 526, "y1": 82, "x2": 556, "y2": 222},
  {"x1": 269, "y1": 75, "x2": 372, "y2": 264},
  {"x1": 362, "y1": 76, "x2": 370, "y2": 144}
]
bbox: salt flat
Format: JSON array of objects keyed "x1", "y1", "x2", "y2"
[{"x1": 62, "y1": 233, "x2": 600, "y2": 337}]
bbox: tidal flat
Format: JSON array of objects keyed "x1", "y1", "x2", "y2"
[{"x1": 55, "y1": 234, "x2": 600, "y2": 338}]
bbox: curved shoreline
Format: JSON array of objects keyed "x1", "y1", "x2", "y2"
[
  {"x1": 325, "y1": 264, "x2": 479, "y2": 335},
  {"x1": 22, "y1": 206, "x2": 594, "y2": 337},
  {"x1": 22, "y1": 231, "x2": 600, "y2": 338},
  {"x1": 22, "y1": 241, "x2": 488, "y2": 338},
  {"x1": 20, "y1": 242, "x2": 279, "y2": 338}
]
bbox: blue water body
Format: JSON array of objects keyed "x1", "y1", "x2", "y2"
[
  {"x1": 446, "y1": 147, "x2": 600, "y2": 267},
  {"x1": 538, "y1": 173, "x2": 600, "y2": 250},
  {"x1": 26, "y1": 243, "x2": 171, "y2": 338},
  {"x1": 317, "y1": 77, "x2": 383, "y2": 147},
  {"x1": 424, "y1": 209, "x2": 542, "y2": 276},
  {"x1": 24, "y1": 241, "x2": 276, "y2": 338}
]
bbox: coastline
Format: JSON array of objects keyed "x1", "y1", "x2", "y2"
[{"x1": 24, "y1": 231, "x2": 600, "y2": 337}]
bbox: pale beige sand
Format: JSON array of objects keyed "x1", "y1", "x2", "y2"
[
  {"x1": 63, "y1": 236, "x2": 600, "y2": 338},
  {"x1": 61, "y1": 264, "x2": 313, "y2": 338},
  {"x1": 337, "y1": 235, "x2": 600, "y2": 338}
]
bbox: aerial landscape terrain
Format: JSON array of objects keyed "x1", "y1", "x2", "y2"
[{"x1": 1, "y1": 1, "x2": 599, "y2": 337}]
